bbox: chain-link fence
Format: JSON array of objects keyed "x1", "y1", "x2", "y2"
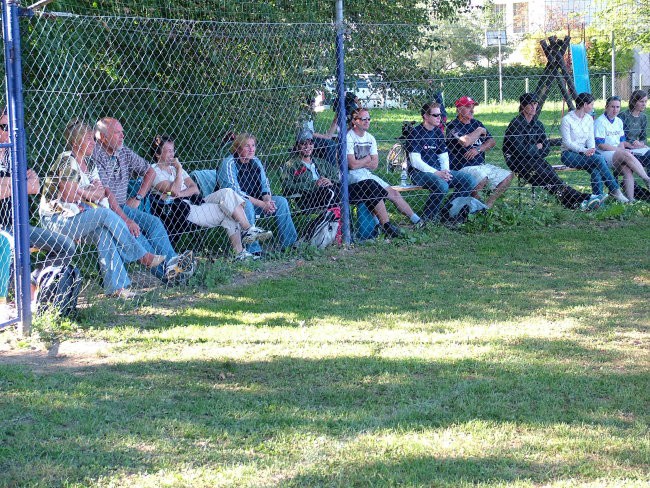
[{"x1": 2, "y1": 0, "x2": 649, "y2": 329}]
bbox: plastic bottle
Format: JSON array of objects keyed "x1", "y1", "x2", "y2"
[
  {"x1": 163, "y1": 192, "x2": 174, "y2": 216},
  {"x1": 400, "y1": 169, "x2": 408, "y2": 187}
]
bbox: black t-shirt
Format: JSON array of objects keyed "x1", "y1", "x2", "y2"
[{"x1": 236, "y1": 158, "x2": 266, "y2": 200}]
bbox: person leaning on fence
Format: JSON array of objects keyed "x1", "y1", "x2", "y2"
[
  {"x1": 346, "y1": 108, "x2": 424, "y2": 237},
  {"x1": 217, "y1": 133, "x2": 298, "y2": 256},
  {"x1": 559, "y1": 92, "x2": 629, "y2": 208},
  {"x1": 92, "y1": 117, "x2": 194, "y2": 282},
  {"x1": 150, "y1": 135, "x2": 272, "y2": 261},
  {"x1": 0, "y1": 108, "x2": 76, "y2": 313},
  {"x1": 503, "y1": 93, "x2": 589, "y2": 210},
  {"x1": 39, "y1": 120, "x2": 166, "y2": 299},
  {"x1": 618, "y1": 89, "x2": 650, "y2": 171},
  {"x1": 594, "y1": 96, "x2": 650, "y2": 202},
  {"x1": 325, "y1": 91, "x2": 360, "y2": 144},
  {"x1": 281, "y1": 129, "x2": 341, "y2": 212},
  {"x1": 446, "y1": 96, "x2": 513, "y2": 208},
  {"x1": 404, "y1": 102, "x2": 476, "y2": 222},
  {"x1": 297, "y1": 93, "x2": 338, "y2": 167}
]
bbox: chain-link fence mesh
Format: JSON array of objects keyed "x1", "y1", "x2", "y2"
[{"x1": 1, "y1": 0, "x2": 649, "y2": 324}]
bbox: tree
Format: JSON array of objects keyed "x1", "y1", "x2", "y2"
[{"x1": 594, "y1": 0, "x2": 650, "y2": 53}]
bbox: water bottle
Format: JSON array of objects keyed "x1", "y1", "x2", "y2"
[
  {"x1": 400, "y1": 168, "x2": 408, "y2": 187},
  {"x1": 163, "y1": 192, "x2": 174, "y2": 216}
]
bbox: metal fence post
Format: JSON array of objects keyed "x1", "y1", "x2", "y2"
[
  {"x1": 335, "y1": 0, "x2": 350, "y2": 245},
  {"x1": 2, "y1": 0, "x2": 32, "y2": 335}
]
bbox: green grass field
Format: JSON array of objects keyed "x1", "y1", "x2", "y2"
[{"x1": 1, "y1": 216, "x2": 648, "y2": 487}]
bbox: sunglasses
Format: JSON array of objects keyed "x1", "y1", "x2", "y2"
[
  {"x1": 355, "y1": 117, "x2": 371, "y2": 122},
  {"x1": 0, "y1": 124, "x2": 8, "y2": 132},
  {"x1": 299, "y1": 139, "x2": 314, "y2": 145},
  {"x1": 427, "y1": 113, "x2": 442, "y2": 117}
]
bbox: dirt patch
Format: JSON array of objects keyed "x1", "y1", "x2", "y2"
[{"x1": 0, "y1": 338, "x2": 114, "y2": 371}]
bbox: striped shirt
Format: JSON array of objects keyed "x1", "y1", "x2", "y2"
[{"x1": 92, "y1": 144, "x2": 150, "y2": 206}]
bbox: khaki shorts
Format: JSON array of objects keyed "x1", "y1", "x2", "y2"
[
  {"x1": 187, "y1": 188, "x2": 245, "y2": 236},
  {"x1": 460, "y1": 164, "x2": 511, "y2": 190}
]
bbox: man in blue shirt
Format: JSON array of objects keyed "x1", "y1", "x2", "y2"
[
  {"x1": 446, "y1": 96, "x2": 513, "y2": 208},
  {"x1": 405, "y1": 102, "x2": 476, "y2": 221}
]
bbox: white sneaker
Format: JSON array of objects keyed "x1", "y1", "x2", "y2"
[
  {"x1": 164, "y1": 250, "x2": 195, "y2": 281},
  {"x1": 610, "y1": 189, "x2": 629, "y2": 203},
  {"x1": 234, "y1": 250, "x2": 254, "y2": 261},
  {"x1": 241, "y1": 226, "x2": 273, "y2": 245}
]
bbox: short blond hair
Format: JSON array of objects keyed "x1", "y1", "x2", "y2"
[
  {"x1": 64, "y1": 119, "x2": 92, "y2": 150},
  {"x1": 230, "y1": 132, "x2": 256, "y2": 155}
]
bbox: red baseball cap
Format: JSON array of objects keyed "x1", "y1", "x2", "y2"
[{"x1": 455, "y1": 96, "x2": 478, "y2": 108}]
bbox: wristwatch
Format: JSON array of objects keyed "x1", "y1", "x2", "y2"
[{"x1": 135, "y1": 194, "x2": 143, "y2": 201}]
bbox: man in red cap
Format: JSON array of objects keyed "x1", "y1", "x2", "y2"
[{"x1": 446, "y1": 96, "x2": 513, "y2": 208}]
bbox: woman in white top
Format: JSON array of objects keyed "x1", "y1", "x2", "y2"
[
  {"x1": 40, "y1": 121, "x2": 165, "y2": 298},
  {"x1": 150, "y1": 135, "x2": 271, "y2": 261},
  {"x1": 560, "y1": 92, "x2": 628, "y2": 207},
  {"x1": 594, "y1": 96, "x2": 650, "y2": 201}
]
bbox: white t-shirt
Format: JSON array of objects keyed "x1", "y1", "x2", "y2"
[
  {"x1": 346, "y1": 130, "x2": 386, "y2": 186},
  {"x1": 152, "y1": 163, "x2": 191, "y2": 196},
  {"x1": 594, "y1": 114, "x2": 625, "y2": 149}
]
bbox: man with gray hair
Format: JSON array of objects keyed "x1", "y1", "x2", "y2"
[{"x1": 92, "y1": 117, "x2": 192, "y2": 282}]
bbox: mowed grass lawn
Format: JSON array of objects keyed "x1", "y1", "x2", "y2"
[{"x1": 1, "y1": 217, "x2": 649, "y2": 487}]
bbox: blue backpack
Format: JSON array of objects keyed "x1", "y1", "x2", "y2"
[{"x1": 35, "y1": 265, "x2": 82, "y2": 318}]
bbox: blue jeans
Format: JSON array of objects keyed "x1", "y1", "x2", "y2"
[
  {"x1": 122, "y1": 205, "x2": 176, "y2": 280},
  {"x1": 43, "y1": 208, "x2": 148, "y2": 294},
  {"x1": 244, "y1": 196, "x2": 298, "y2": 253},
  {"x1": 0, "y1": 225, "x2": 76, "y2": 297},
  {"x1": 561, "y1": 151, "x2": 620, "y2": 195},
  {"x1": 409, "y1": 169, "x2": 476, "y2": 220}
]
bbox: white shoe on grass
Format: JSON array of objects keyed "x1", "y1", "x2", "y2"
[{"x1": 610, "y1": 189, "x2": 629, "y2": 203}]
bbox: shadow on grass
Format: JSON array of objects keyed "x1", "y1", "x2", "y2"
[{"x1": 1, "y1": 339, "x2": 647, "y2": 486}]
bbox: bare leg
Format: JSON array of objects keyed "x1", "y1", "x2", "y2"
[
  {"x1": 613, "y1": 151, "x2": 650, "y2": 199},
  {"x1": 473, "y1": 177, "x2": 488, "y2": 199},
  {"x1": 385, "y1": 187, "x2": 415, "y2": 217},
  {"x1": 485, "y1": 173, "x2": 514, "y2": 208},
  {"x1": 371, "y1": 200, "x2": 390, "y2": 225},
  {"x1": 229, "y1": 231, "x2": 244, "y2": 253},
  {"x1": 231, "y1": 203, "x2": 252, "y2": 231}
]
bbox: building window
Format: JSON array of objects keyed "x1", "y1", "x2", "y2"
[
  {"x1": 513, "y1": 2, "x2": 529, "y2": 34},
  {"x1": 493, "y1": 3, "x2": 506, "y2": 27}
]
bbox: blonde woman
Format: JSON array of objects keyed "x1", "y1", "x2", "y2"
[{"x1": 217, "y1": 133, "x2": 297, "y2": 255}]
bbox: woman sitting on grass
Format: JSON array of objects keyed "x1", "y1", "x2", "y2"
[
  {"x1": 150, "y1": 135, "x2": 271, "y2": 261},
  {"x1": 594, "y1": 96, "x2": 650, "y2": 202}
]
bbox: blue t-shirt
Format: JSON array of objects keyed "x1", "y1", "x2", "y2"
[
  {"x1": 406, "y1": 124, "x2": 447, "y2": 171},
  {"x1": 446, "y1": 118, "x2": 492, "y2": 170}
]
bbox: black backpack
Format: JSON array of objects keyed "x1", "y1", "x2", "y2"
[{"x1": 35, "y1": 265, "x2": 82, "y2": 318}]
